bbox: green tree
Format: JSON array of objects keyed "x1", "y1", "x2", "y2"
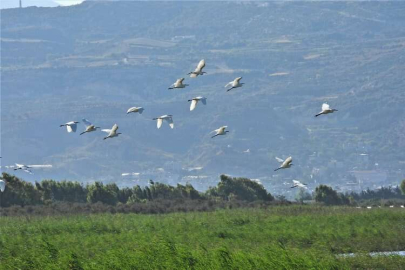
[
  {"x1": 38, "y1": 180, "x2": 87, "y2": 203},
  {"x1": 117, "y1": 187, "x2": 133, "y2": 204},
  {"x1": 0, "y1": 173, "x2": 42, "y2": 207},
  {"x1": 87, "y1": 182, "x2": 118, "y2": 205},
  {"x1": 207, "y1": 175, "x2": 273, "y2": 202},
  {"x1": 314, "y1": 185, "x2": 349, "y2": 205}
]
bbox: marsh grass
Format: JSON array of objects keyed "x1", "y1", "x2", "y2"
[{"x1": 1, "y1": 206, "x2": 404, "y2": 269}]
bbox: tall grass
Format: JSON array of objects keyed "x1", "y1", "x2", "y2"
[{"x1": 0, "y1": 206, "x2": 404, "y2": 269}]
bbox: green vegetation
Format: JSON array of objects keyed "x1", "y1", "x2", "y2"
[
  {"x1": 1, "y1": 173, "x2": 404, "y2": 215},
  {"x1": 315, "y1": 185, "x2": 349, "y2": 205},
  {"x1": 0, "y1": 173, "x2": 273, "y2": 208},
  {"x1": 206, "y1": 174, "x2": 274, "y2": 202},
  {"x1": 1, "y1": 207, "x2": 404, "y2": 269}
]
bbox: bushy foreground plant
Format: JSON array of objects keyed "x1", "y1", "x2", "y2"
[{"x1": 1, "y1": 207, "x2": 404, "y2": 269}]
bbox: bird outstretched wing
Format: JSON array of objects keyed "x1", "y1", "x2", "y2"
[
  {"x1": 28, "y1": 165, "x2": 52, "y2": 168},
  {"x1": 201, "y1": 98, "x2": 207, "y2": 105},
  {"x1": 190, "y1": 100, "x2": 198, "y2": 111},
  {"x1": 195, "y1": 59, "x2": 205, "y2": 72},
  {"x1": 165, "y1": 117, "x2": 174, "y2": 129},
  {"x1": 111, "y1": 124, "x2": 118, "y2": 133},
  {"x1": 224, "y1": 82, "x2": 232, "y2": 88},
  {"x1": 322, "y1": 103, "x2": 330, "y2": 111},
  {"x1": 23, "y1": 169, "x2": 33, "y2": 174},
  {"x1": 82, "y1": 119, "x2": 92, "y2": 127},
  {"x1": 157, "y1": 118, "x2": 163, "y2": 129},
  {"x1": 101, "y1": 129, "x2": 112, "y2": 133},
  {"x1": 67, "y1": 124, "x2": 77, "y2": 133},
  {"x1": 275, "y1": 157, "x2": 284, "y2": 163}
]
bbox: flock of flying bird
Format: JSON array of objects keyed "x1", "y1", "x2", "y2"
[
  {"x1": 57, "y1": 59, "x2": 340, "y2": 190},
  {"x1": 58, "y1": 60, "x2": 246, "y2": 140},
  {"x1": 0, "y1": 59, "x2": 340, "y2": 193}
]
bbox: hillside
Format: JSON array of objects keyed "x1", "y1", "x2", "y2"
[{"x1": 1, "y1": 1, "x2": 405, "y2": 192}]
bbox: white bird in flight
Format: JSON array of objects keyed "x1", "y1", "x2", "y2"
[
  {"x1": 4, "y1": 163, "x2": 51, "y2": 174},
  {"x1": 13, "y1": 163, "x2": 33, "y2": 174},
  {"x1": 225, "y1": 77, "x2": 244, "y2": 92},
  {"x1": 153, "y1": 115, "x2": 174, "y2": 129},
  {"x1": 291, "y1": 180, "x2": 307, "y2": 189},
  {"x1": 211, "y1": 126, "x2": 229, "y2": 138},
  {"x1": 60, "y1": 121, "x2": 79, "y2": 133},
  {"x1": 80, "y1": 119, "x2": 100, "y2": 135},
  {"x1": 188, "y1": 59, "x2": 206, "y2": 78},
  {"x1": 168, "y1": 78, "x2": 188, "y2": 89},
  {"x1": 315, "y1": 103, "x2": 338, "y2": 117},
  {"x1": 188, "y1": 96, "x2": 207, "y2": 111},
  {"x1": 0, "y1": 180, "x2": 6, "y2": 192},
  {"x1": 127, "y1": 107, "x2": 144, "y2": 114},
  {"x1": 102, "y1": 124, "x2": 121, "y2": 140},
  {"x1": 274, "y1": 156, "x2": 293, "y2": 171}
]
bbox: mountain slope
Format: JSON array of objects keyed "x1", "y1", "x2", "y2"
[{"x1": 1, "y1": 1, "x2": 404, "y2": 190}]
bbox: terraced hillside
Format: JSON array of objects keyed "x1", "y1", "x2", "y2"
[{"x1": 1, "y1": 1, "x2": 404, "y2": 190}]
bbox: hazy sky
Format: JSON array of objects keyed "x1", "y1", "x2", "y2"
[
  {"x1": 1, "y1": 0, "x2": 84, "y2": 9},
  {"x1": 54, "y1": 0, "x2": 84, "y2": 6}
]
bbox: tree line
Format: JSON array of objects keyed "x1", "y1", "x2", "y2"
[
  {"x1": 0, "y1": 173, "x2": 274, "y2": 207},
  {"x1": 0, "y1": 173, "x2": 404, "y2": 209}
]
